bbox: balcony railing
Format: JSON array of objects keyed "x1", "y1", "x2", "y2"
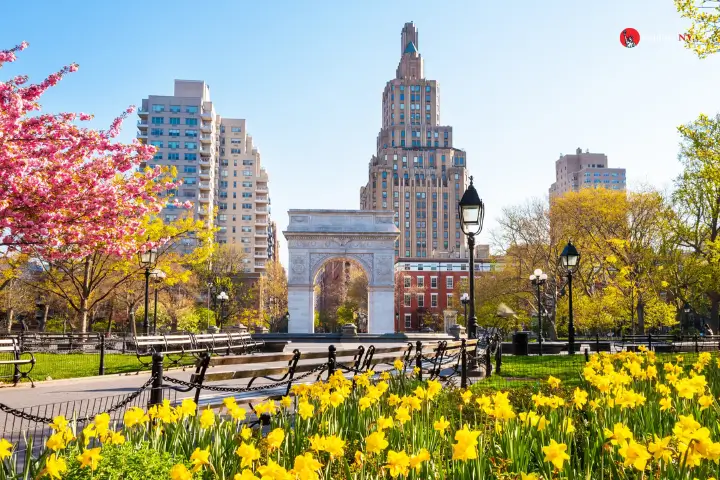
[{"x1": 199, "y1": 182, "x2": 211, "y2": 190}]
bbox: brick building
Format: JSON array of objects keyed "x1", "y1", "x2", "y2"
[{"x1": 394, "y1": 246, "x2": 498, "y2": 332}]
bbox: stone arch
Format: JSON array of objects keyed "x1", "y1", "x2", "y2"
[{"x1": 283, "y1": 210, "x2": 399, "y2": 334}]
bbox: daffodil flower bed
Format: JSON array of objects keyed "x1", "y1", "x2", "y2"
[{"x1": 3, "y1": 350, "x2": 720, "y2": 479}]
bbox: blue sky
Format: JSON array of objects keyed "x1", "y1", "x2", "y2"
[{"x1": 2, "y1": 0, "x2": 717, "y2": 268}]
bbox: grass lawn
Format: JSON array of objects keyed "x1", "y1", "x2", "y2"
[
  {"x1": 0, "y1": 353, "x2": 196, "y2": 383},
  {"x1": 482, "y1": 354, "x2": 588, "y2": 389}
]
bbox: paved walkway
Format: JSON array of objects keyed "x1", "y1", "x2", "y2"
[{"x1": 0, "y1": 342, "x2": 407, "y2": 409}]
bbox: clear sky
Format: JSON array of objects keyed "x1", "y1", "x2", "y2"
[{"x1": 2, "y1": 0, "x2": 718, "y2": 268}]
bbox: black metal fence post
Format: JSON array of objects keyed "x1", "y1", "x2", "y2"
[
  {"x1": 416, "y1": 341, "x2": 423, "y2": 381},
  {"x1": 485, "y1": 337, "x2": 493, "y2": 377},
  {"x1": 648, "y1": 334, "x2": 653, "y2": 352},
  {"x1": 495, "y1": 335, "x2": 502, "y2": 375},
  {"x1": 460, "y1": 339, "x2": 468, "y2": 389},
  {"x1": 695, "y1": 335, "x2": 699, "y2": 353},
  {"x1": 595, "y1": 333, "x2": 600, "y2": 354},
  {"x1": 327, "y1": 345, "x2": 336, "y2": 378},
  {"x1": 584, "y1": 348, "x2": 589, "y2": 362},
  {"x1": 149, "y1": 353, "x2": 164, "y2": 407},
  {"x1": 98, "y1": 334, "x2": 105, "y2": 376}
]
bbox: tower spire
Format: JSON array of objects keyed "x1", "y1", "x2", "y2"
[{"x1": 401, "y1": 22, "x2": 418, "y2": 56}]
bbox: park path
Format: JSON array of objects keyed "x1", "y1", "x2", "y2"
[{"x1": 0, "y1": 342, "x2": 407, "y2": 409}]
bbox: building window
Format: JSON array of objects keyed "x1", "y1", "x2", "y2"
[
  {"x1": 185, "y1": 106, "x2": 198, "y2": 114},
  {"x1": 169, "y1": 105, "x2": 180, "y2": 113},
  {"x1": 151, "y1": 117, "x2": 164, "y2": 125},
  {"x1": 404, "y1": 314, "x2": 412, "y2": 329},
  {"x1": 169, "y1": 117, "x2": 180, "y2": 125},
  {"x1": 231, "y1": 149, "x2": 241, "y2": 154},
  {"x1": 242, "y1": 203, "x2": 253, "y2": 209},
  {"x1": 417, "y1": 276, "x2": 424, "y2": 288},
  {"x1": 186, "y1": 118, "x2": 198, "y2": 126},
  {"x1": 185, "y1": 129, "x2": 197, "y2": 137},
  {"x1": 417, "y1": 294, "x2": 425, "y2": 308},
  {"x1": 183, "y1": 177, "x2": 197, "y2": 185},
  {"x1": 168, "y1": 129, "x2": 180, "y2": 137},
  {"x1": 447, "y1": 294, "x2": 453, "y2": 306},
  {"x1": 231, "y1": 127, "x2": 242, "y2": 133},
  {"x1": 150, "y1": 141, "x2": 162, "y2": 148},
  {"x1": 430, "y1": 276, "x2": 437, "y2": 288},
  {"x1": 185, "y1": 142, "x2": 197, "y2": 149},
  {"x1": 446, "y1": 277, "x2": 454, "y2": 289},
  {"x1": 150, "y1": 128, "x2": 163, "y2": 136},
  {"x1": 184, "y1": 153, "x2": 197, "y2": 161},
  {"x1": 431, "y1": 293, "x2": 438, "y2": 307},
  {"x1": 168, "y1": 141, "x2": 180, "y2": 149},
  {"x1": 151, "y1": 104, "x2": 165, "y2": 112},
  {"x1": 183, "y1": 166, "x2": 197, "y2": 173},
  {"x1": 404, "y1": 276, "x2": 411, "y2": 288}
]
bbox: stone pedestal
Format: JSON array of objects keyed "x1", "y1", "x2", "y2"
[
  {"x1": 448, "y1": 324, "x2": 466, "y2": 340},
  {"x1": 443, "y1": 310, "x2": 458, "y2": 333},
  {"x1": 254, "y1": 326, "x2": 269, "y2": 334},
  {"x1": 341, "y1": 323, "x2": 358, "y2": 336},
  {"x1": 237, "y1": 324, "x2": 248, "y2": 334}
]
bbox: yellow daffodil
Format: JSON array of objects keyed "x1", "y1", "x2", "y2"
[
  {"x1": 384, "y1": 450, "x2": 410, "y2": 478},
  {"x1": 236, "y1": 442, "x2": 260, "y2": 468},
  {"x1": 542, "y1": 439, "x2": 570, "y2": 470},
  {"x1": 365, "y1": 431, "x2": 389, "y2": 455},
  {"x1": 77, "y1": 447, "x2": 102, "y2": 471},
  {"x1": 170, "y1": 463, "x2": 193, "y2": 480},
  {"x1": 267, "y1": 428, "x2": 285, "y2": 450},
  {"x1": 190, "y1": 447, "x2": 211, "y2": 472}
]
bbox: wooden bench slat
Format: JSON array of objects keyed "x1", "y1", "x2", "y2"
[{"x1": 208, "y1": 353, "x2": 294, "y2": 367}]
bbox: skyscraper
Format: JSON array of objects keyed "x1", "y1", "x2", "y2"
[
  {"x1": 549, "y1": 148, "x2": 627, "y2": 199},
  {"x1": 360, "y1": 23, "x2": 470, "y2": 260},
  {"x1": 137, "y1": 80, "x2": 273, "y2": 273}
]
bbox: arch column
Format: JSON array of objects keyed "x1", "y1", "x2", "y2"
[{"x1": 288, "y1": 284, "x2": 314, "y2": 333}]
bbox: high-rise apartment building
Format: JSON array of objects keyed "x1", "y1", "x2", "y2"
[
  {"x1": 137, "y1": 80, "x2": 273, "y2": 273},
  {"x1": 360, "y1": 23, "x2": 470, "y2": 260},
  {"x1": 549, "y1": 148, "x2": 627, "y2": 198}
]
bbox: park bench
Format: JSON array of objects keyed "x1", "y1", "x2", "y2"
[
  {"x1": 192, "y1": 333, "x2": 264, "y2": 356},
  {"x1": 180, "y1": 345, "x2": 370, "y2": 408},
  {"x1": 167, "y1": 340, "x2": 483, "y2": 411},
  {"x1": 134, "y1": 334, "x2": 206, "y2": 367},
  {"x1": 619, "y1": 334, "x2": 720, "y2": 353},
  {"x1": 0, "y1": 338, "x2": 35, "y2": 386}
]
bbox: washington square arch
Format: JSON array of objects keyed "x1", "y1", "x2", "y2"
[{"x1": 283, "y1": 210, "x2": 399, "y2": 334}]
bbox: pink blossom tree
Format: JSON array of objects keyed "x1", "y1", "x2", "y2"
[{"x1": 0, "y1": 41, "x2": 172, "y2": 261}]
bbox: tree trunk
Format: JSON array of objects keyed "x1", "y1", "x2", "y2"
[
  {"x1": 637, "y1": 301, "x2": 645, "y2": 335},
  {"x1": 40, "y1": 304, "x2": 49, "y2": 332},
  {"x1": 5, "y1": 308, "x2": 14, "y2": 333},
  {"x1": 106, "y1": 297, "x2": 115, "y2": 335},
  {"x1": 129, "y1": 308, "x2": 137, "y2": 338},
  {"x1": 79, "y1": 298, "x2": 89, "y2": 334},
  {"x1": 711, "y1": 297, "x2": 720, "y2": 333}
]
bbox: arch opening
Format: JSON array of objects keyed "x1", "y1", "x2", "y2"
[{"x1": 313, "y1": 257, "x2": 369, "y2": 333}]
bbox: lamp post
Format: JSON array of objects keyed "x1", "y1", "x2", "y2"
[
  {"x1": 217, "y1": 291, "x2": 229, "y2": 330},
  {"x1": 458, "y1": 176, "x2": 485, "y2": 339},
  {"x1": 559, "y1": 240, "x2": 581, "y2": 355},
  {"x1": 460, "y1": 292, "x2": 470, "y2": 328},
  {"x1": 529, "y1": 269, "x2": 548, "y2": 355},
  {"x1": 682, "y1": 302, "x2": 691, "y2": 335},
  {"x1": 138, "y1": 245, "x2": 158, "y2": 336},
  {"x1": 150, "y1": 269, "x2": 166, "y2": 334}
]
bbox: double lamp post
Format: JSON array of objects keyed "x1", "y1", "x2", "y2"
[
  {"x1": 529, "y1": 241, "x2": 580, "y2": 355},
  {"x1": 139, "y1": 244, "x2": 167, "y2": 336}
]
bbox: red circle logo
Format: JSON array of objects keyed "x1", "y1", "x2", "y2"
[{"x1": 620, "y1": 28, "x2": 640, "y2": 48}]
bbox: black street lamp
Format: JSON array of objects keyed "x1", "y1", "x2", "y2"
[
  {"x1": 217, "y1": 291, "x2": 229, "y2": 330},
  {"x1": 559, "y1": 240, "x2": 581, "y2": 355},
  {"x1": 458, "y1": 176, "x2": 485, "y2": 339},
  {"x1": 460, "y1": 292, "x2": 470, "y2": 328},
  {"x1": 151, "y1": 269, "x2": 166, "y2": 334},
  {"x1": 138, "y1": 245, "x2": 158, "y2": 336},
  {"x1": 682, "y1": 302, "x2": 691, "y2": 335},
  {"x1": 529, "y1": 268, "x2": 548, "y2": 355}
]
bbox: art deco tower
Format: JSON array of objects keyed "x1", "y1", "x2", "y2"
[{"x1": 360, "y1": 22, "x2": 469, "y2": 260}]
